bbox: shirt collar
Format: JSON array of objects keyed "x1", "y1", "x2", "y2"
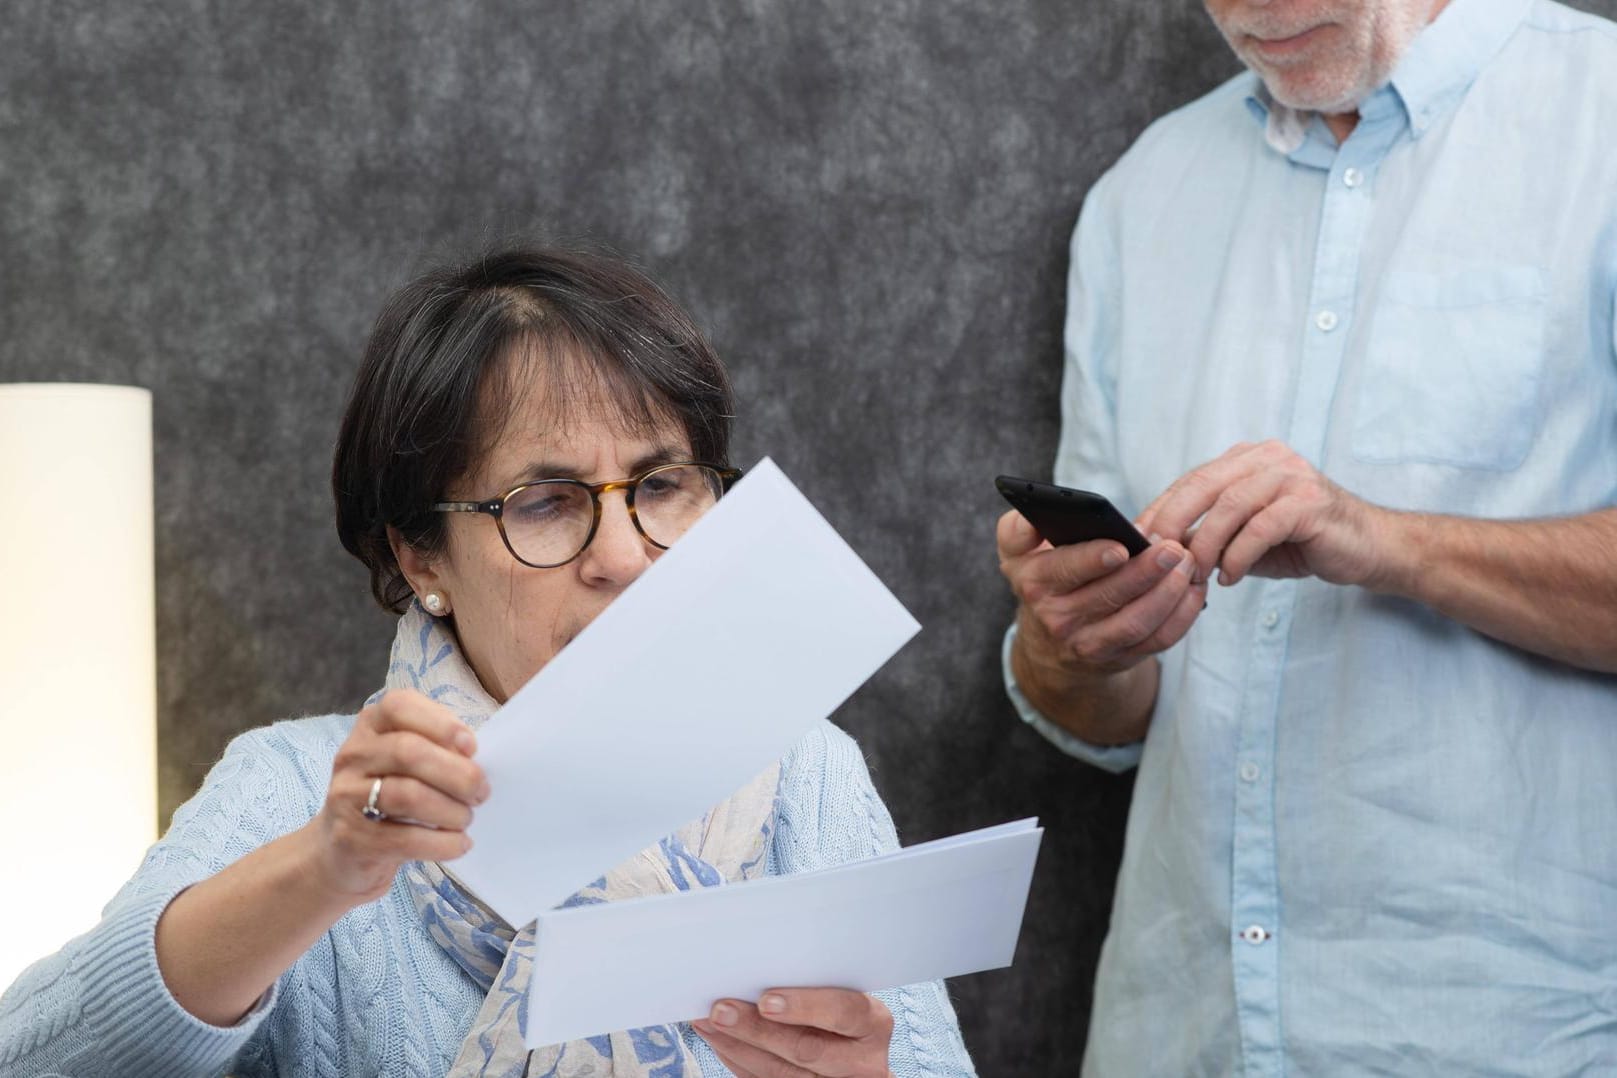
[
  {"x1": 1389, "y1": 0, "x2": 1533, "y2": 136},
  {"x1": 1244, "y1": 0, "x2": 1533, "y2": 152}
]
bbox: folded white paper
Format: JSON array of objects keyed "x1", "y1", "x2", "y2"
[
  {"x1": 454, "y1": 458, "x2": 922, "y2": 925},
  {"x1": 525, "y1": 818, "x2": 1043, "y2": 1047}
]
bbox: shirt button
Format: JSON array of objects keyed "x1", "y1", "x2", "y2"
[
  {"x1": 1315, "y1": 309, "x2": 1339, "y2": 332},
  {"x1": 1261, "y1": 609, "x2": 1280, "y2": 629},
  {"x1": 1241, "y1": 924, "x2": 1270, "y2": 945},
  {"x1": 1239, "y1": 762, "x2": 1261, "y2": 783},
  {"x1": 1343, "y1": 167, "x2": 1363, "y2": 188}
]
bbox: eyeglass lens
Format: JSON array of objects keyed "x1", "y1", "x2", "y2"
[{"x1": 500, "y1": 464, "x2": 725, "y2": 566}]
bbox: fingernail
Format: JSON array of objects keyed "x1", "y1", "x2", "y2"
[
  {"x1": 476, "y1": 781, "x2": 491, "y2": 804},
  {"x1": 711, "y1": 1002, "x2": 738, "y2": 1027},
  {"x1": 759, "y1": 993, "x2": 786, "y2": 1016},
  {"x1": 1148, "y1": 532, "x2": 1163, "y2": 544},
  {"x1": 1101, "y1": 548, "x2": 1126, "y2": 569},
  {"x1": 1176, "y1": 554, "x2": 1196, "y2": 577},
  {"x1": 1156, "y1": 547, "x2": 1181, "y2": 571},
  {"x1": 461, "y1": 835, "x2": 474, "y2": 853},
  {"x1": 455, "y1": 730, "x2": 476, "y2": 754}
]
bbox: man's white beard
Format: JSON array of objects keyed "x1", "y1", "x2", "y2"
[{"x1": 1217, "y1": 0, "x2": 1433, "y2": 114}]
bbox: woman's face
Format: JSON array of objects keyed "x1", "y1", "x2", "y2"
[{"x1": 400, "y1": 362, "x2": 694, "y2": 703}]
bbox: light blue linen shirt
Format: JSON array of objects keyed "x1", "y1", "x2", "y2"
[{"x1": 1004, "y1": 0, "x2": 1617, "y2": 1073}]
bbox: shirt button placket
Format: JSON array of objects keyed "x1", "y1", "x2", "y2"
[
  {"x1": 1234, "y1": 111, "x2": 1392, "y2": 1074},
  {"x1": 1230, "y1": 580, "x2": 1296, "y2": 1068}
]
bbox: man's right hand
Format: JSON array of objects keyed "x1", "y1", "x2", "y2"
[{"x1": 998, "y1": 509, "x2": 1205, "y2": 742}]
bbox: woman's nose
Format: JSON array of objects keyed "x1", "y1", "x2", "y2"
[{"x1": 577, "y1": 491, "x2": 654, "y2": 587}]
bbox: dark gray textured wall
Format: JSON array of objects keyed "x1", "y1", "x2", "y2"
[{"x1": 10, "y1": 2, "x2": 1611, "y2": 1073}]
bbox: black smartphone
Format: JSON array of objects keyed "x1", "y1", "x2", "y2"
[{"x1": 995, "y1": 475, "x2": 1151, "y2": 557}]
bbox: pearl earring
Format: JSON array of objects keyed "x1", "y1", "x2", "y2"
[{"x1": 424, "y1": 592, "x2": 445, "y2": 614}]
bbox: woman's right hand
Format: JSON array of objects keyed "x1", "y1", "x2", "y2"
[
  {"x1": 307, "y1": 689, "x2": 488, "y2": 903},
  {"x1": 154, "y1": 690, "x2": 489, "y2": 1026}
]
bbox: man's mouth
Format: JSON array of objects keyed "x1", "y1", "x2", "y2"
[{"x1": 1244, "y1": 23, "x2": 1333, "y2": 59}]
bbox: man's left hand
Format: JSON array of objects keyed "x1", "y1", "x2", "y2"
[
  {"x1": 1137, "y1": 440, "x2": 1392, "y2": 589},
  {"x1": 691, "y1": 988, "x2": 895, "y2": 1078}
]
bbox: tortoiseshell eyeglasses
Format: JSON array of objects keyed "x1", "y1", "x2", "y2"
[{"x1": 431, "y1": 461, "x2": 742, "y2": 569}]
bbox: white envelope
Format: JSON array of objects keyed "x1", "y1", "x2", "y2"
[
  {"x1": 454, "y1": 458, "x2": 922, "y2": 925},
  {"x1": 526, "y1": 819, "x2": 1044, "y2": 1047}
]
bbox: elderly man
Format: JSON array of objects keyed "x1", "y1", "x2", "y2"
[{"x1": 999, "y1": 0, "x2": 1617, "y2": 1073}]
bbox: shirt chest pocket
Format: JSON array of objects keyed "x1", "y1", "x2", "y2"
[{"x1": 1352, "y1": 265, "x2": 1548, "y2": 471}]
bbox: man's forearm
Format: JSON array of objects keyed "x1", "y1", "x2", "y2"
[
  {"x1": 1010, "y1": 609, "x2": 1159, "y2": 745},
  {"x1": 1370, "y1": 507, "x2": 1617, "y2": 673}
]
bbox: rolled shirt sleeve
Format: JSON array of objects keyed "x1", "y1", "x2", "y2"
[{"x1": 1001, "y1": 622, "x2": 1144, "y2": 773}]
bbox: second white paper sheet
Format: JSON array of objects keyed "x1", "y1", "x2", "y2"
[
  {"x1": 524, "y1": 819, "x2": 1044, "y2": 1048},
  {"x1": 452, "y1": 458, "x2": 921, "y2": 925}
]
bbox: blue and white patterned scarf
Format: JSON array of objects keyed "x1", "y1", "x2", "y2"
[{"x1": 375, "y1": 602, "x2": 781, "y2": 1078}]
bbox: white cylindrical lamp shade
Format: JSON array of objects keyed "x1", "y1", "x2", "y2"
[{"x1": 0, "y1": 384, "x2": 156, "y2": 990}]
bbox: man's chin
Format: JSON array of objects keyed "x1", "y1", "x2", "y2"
[{"x1": 1258, "y1": 67, "x2": 1374, "y2": 114}]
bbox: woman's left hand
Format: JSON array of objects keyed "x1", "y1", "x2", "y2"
[{"x1": 691, "y1": 988, "x2": 895, "y2": 1077}]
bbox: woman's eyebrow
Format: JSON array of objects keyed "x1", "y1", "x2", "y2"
[
  {"x1": 625, "y1": 445, "x2": 687, "y2": 475},
  {"x1": 510, "y1": 459, "x2": 582, "y2": 484},
  {"x1": 502, "y1": 445, "x2": 688, "y2": 488}
]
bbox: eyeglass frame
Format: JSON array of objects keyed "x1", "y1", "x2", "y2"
[{"x1": 429, "y1": 461, "x2": 743, "y2": 569}]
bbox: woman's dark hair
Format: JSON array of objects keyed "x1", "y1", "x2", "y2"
[{"x1": 333, "y1": 244, "x2": 734, "y2": 613}]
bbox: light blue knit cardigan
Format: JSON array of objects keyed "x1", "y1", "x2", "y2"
[{"x1": 0, "y1": 716, "x2": 976, "y2": 1077}]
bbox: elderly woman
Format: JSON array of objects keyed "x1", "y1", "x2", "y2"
[{"x1": 0, "y1": 247, "x2": 975, "y2": 1077}]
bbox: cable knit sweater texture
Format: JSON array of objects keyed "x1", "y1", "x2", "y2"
[{"x1": 0, "y1": 715, "x2": 976, "y2": 1077}]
